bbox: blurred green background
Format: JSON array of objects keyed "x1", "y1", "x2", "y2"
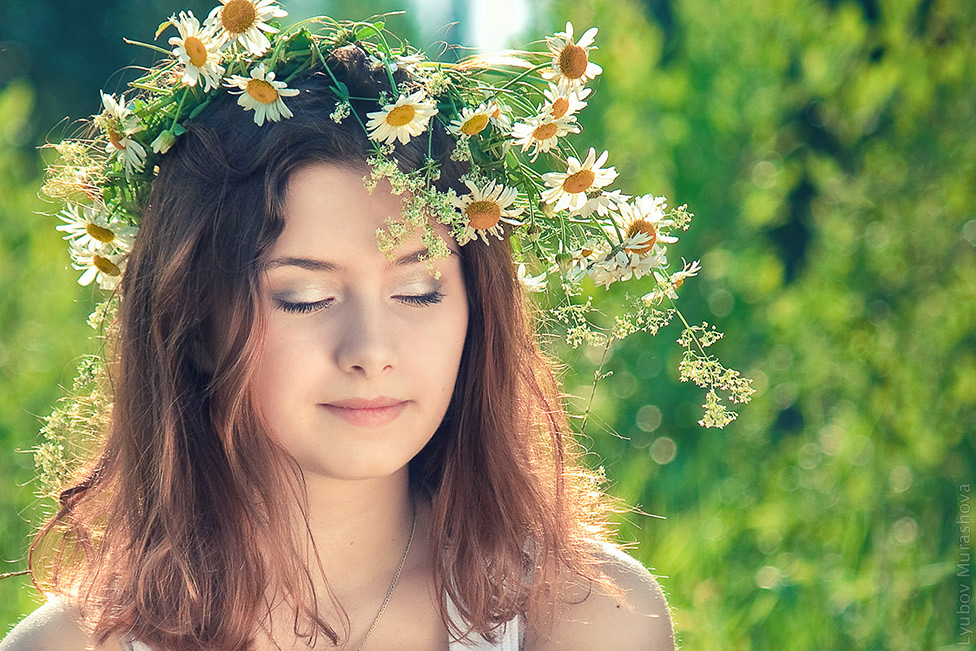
[{"x1": 1, "y1": 0, "x2": 973, "y2": 648}]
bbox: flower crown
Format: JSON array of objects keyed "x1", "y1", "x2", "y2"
[{"x1": 42, "y1": 0, "x2": 753, "y2": 427}]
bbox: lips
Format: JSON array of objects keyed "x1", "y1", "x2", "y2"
[{"x1": 321, "y1": 396, "x2": 408, "y2": 427}]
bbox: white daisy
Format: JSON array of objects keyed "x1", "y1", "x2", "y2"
[
  {"x1": 365, "y1": 91, "x2": 439, "y2": 146},
  {"x1": 68, "y1": 242, "x2": 125, "y2": 290},
  {"x1": 588, "y1": 245, "x2": 668, "y2": 289},
  {"x1": 449, "y1": 179, "x2": 524, "y2": 245},
  {"x1": 542, "y1": 83, "x2": 591, "y2": 121},
  {"x1": 510, "y1": 112, "x2": 579, "y2": 162},
  {"x1": 98, "y1": 92, "x2": 147, "y2": 179},
  {"x1": 516, "y1": 263, "x2": 548, "y2": 293},
  {"x1": 560, "y1": 239, "x2": 606, "y2": 282},
  {"x1": 225, "y1": 64, "x2": 299, "y2": 126},
  {"x1": 168, "y1": 11, "x2": 225, "y2": 91},
  {"x1": 646, "y1": 259, "x2": 702, "y2": 302},
  {"x1": 205, "y1": 0, "x2": 287, "y2": 56},
  {"x1": 56, "y1": 203, "x2": 136, "y2": 254},
  {"x1": 487, "y1": 100, "x2": 513, "y2": 132},
  {"x1": 543, "y1": 22, "x2": 603, "y2": 93},
  {"x1": 368, "y1": 51, "x2": 425, "y2": 74},
  {"x1": 573, "y1": 188, "x2": 631, "y2": 218},
  {"x1": 540, "y1": 148, "x2": 617, "y2": 213},
  {"x1": 447, "y1": 103, "x2": 494, "y2": 137},
  {"x1": 616, "y1": 194, "x2": 679, "y2": 255}
]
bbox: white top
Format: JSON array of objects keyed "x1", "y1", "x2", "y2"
[{"x1": 125, "y1": 597, "x2": 523, "y2": 651}]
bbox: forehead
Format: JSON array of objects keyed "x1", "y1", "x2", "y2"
[{"x1": 273, "y1": 162, "x2": 457, "y2": 269}]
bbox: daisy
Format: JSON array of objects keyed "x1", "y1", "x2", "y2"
[
  {"x1": 516, "y1": 263, "x2": 548, "y2": 293},
  {"x1": 564, "y1": 239, "x2": 606, "y2": 282},
  {"x1": 543, "y1": 22, "x2": 603, "y2": 93},
  {"x1": 510, "y1": 112, "x2": 579, "y2": 162},
  {"x1": 69, "y1": 242, "x2": 125, "y2": 290},
  {"x1": 616, "y1": 194, "x2": 678, "y2": 255},
  {"x1": 447, "y1": 103, "x2": 494, "y2": 137},
  {"x1": 646, "y1": 259, "x2": 702, "y2": 302},
  {"x1": 573, "y1": 188, "x2": 630, "y2": 218},
  {"x1": 205, "y1": 0, "x2": 286, "y2": 56},
  {"x1": 541, "y1": 148, "x2": 617, "y2": 213},
  {"x1": 588, "y1": 245, "x2": 668, "y2": 289},
  {"x1": 449, "y1": 179, "x2": 523, "y2": 245},
  {"x1": 98, "y1": 92, "x2": 147, "y2": 179},
  {"x1": 365, "y1": 91, "x2": 438, "y2": 146},
  {"x1": 168, "y1": 11, "x2": 225, "y2": 91},
  {"x1": 225, "y1": 64, "x2": 299, "y2": 126},
  {"x1": 487, "y1": 100, "x2": 513, "y2": 132},
  {"x1": 56, "y1": 203, "x2": 136, "y2": 254},
  {"x1": 542, "y1": 83, "x2": 591, "y2": 121}
]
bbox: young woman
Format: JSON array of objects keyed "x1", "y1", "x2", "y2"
[{"x1": 2, "y1": 3, "x2": 682, "y2": 649}]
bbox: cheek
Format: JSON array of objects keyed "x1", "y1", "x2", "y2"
[
  {"x1": 249, "y1": 324, "x2": 309, "y2": 412},
  {"x1": 425, "y1": 302, "x2": 469, "y2": 396}
]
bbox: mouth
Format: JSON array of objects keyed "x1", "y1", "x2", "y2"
[{"x1": 321, "y1": 397, "x2": 408, "y2": 427}]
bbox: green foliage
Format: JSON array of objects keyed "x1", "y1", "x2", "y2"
[
  {"x1": 547, "y1": 0, "x2": 976, "y2": 647},
  {"x1": 0, "y1": 81, "x2": 98, "y2": 629}
]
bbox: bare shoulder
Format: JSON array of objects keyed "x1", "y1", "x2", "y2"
[
  {"x1": 528, "y1": 542, "x2": 675, "y2": 651},
  {"x1": 0, "y1": 600, "x2": 124, "y2": 651}
]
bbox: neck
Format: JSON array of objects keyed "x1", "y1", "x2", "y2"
[{"x1": 297, "y1": 468, "x2": 421, "y2": 598}]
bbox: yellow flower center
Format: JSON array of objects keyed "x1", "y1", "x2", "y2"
[
  {"x1": 532, "y1": 122, "x2": 558, "y2": 141},
  {"x1": 551, "y1": 97, "x2": 570, "y2": 119},
  {"x1": 86, "y1": 223, "x2": 116, "y2": 243},
  {"x1": 246, "y1": 79, "x2": 279, "y2": 104},
  {"x1": 624, "y1": 219, "x2": 658, "y2": 255},
  {"x1": 108, "y1": 130, "x2": 126, "y2": 151},
  {"x1": 562, "y1": 169, "x2": 595, "y2": 194},
  {"x1": 93, "y1": 254, "x2": 121, "y2": 276},
  {"x1": 184, "y1": 36, "x2": 209, "y2": 67},
  {"x1": 387, "y1": 104, "x2": 417, "y2": 127},
  {"x1": 465, "y1": 200, "x2": 502, "y2": 229},
  {"x1": 558, "y1": 44, "x2": 589, "y2": 80},
  {"x1": 221, "y1": 0, "x2": 257, "y2": 34},
  {"x1": 461, "y1": 114, "x2": 490, "y2": 136}
]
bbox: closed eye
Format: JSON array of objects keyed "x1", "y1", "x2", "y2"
[
  {"x1": 276, "y1": 298, "x2": 334, "y2": 314},
  {"x1": 396, "y1": 291, "x2": 444, "y2": 306}
]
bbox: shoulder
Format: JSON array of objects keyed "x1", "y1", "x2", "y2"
[
  {"x1": 0, "y1": 599, "x2": 125, "y2": 651},
  {"x1": 528, "y1": 541, "x2": 675, "y2": 651}
]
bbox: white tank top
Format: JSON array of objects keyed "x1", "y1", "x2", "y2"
[{"x1": 124, "y1": 597, "x2": 523, "y2": 650}]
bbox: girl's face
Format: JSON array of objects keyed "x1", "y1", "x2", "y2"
[{"x1": 251, "y1": 163, "x2": 469, "y2": 482}]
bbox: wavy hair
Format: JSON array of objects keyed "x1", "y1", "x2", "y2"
[{"x1": 30, "y1": 44, "x2": 616, "y2": 650}]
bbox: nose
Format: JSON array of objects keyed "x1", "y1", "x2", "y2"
[{"x1": 333, "y1": 296, "x2": 397, "y2": 377}]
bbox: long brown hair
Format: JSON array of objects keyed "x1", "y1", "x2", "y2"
[{"x1": 31, "y1": 44, "x2": 616, "y2": 649}]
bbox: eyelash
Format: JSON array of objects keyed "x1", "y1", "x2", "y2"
[{"x1": 276, "y1": 291, "x2": 445, "y2": 314}]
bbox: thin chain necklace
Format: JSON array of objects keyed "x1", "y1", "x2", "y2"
[
  {"x1": 260, "y1": 501, "x2": 418, "y2": 651},
  {"x1": 354, "y1": 501, "x2": 417, "y2": 651}
]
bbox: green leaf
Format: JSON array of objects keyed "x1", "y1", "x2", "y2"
[
  {"x1": 330, "y1": 81, "x2": 350, "y2": 100},
  {"x1": 154, "y1": 19, "x2": 173, "y2": 41},
  {"x1": 356, "y1": 22, "x2": 385, "y2": 42}
]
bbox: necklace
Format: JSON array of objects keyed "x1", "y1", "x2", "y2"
[
  {"x1": 355, "y1": 501, "x2": 417, "y2": 651},
  {"x1": 259, "y1": 501, "x2": 418, "y2": 651}
]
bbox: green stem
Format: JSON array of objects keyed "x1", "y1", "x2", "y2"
[
  {"x1": 170, "y1": 87, "x2": 188, "y2": 130},
  {"x1": 580, "y1": 334, "x2": 614, "y2": 435},
  {"x1": 122, "y1": 38, "x2": 173, "y2": 57},
  {"x1": 320, "y1": 63, "x2": 369, "y2": 133},
  {"x1": 670, "y1": 303, "x2": 712, "y2": 360},
  {"x1": 497, "y1": 62, "x2": 551, "y2": 91}
]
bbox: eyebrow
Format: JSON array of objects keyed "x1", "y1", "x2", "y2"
[{"x1": 265, "y1": 248, "x2": 457, "y2": 272}]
